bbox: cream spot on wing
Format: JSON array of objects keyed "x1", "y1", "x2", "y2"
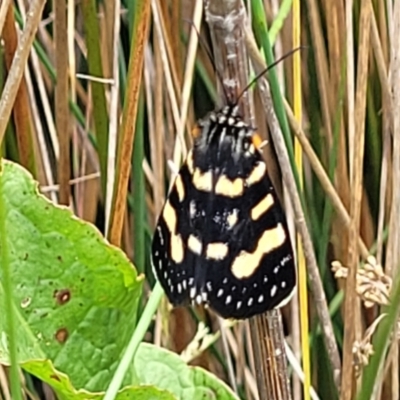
[
  {"x1": 231, "y1": 224, "x2": 287, "y2": 279},
  {"x1": 163, "y1": 201, "x2": 177, "y2": 232},
  {"x1": 175, "y1": 174, "x2": 185, "y2": 202},
  {"x1": 226, "y1": 209, "x2": 239, "y2": 228},
  {"x1": 186, "y1": 150, "x2": 194, "y2": 173},
  {"x1": 250, "y1": 194, "x2": 274, "y2": 221},
  {"x1": 157, "y1": 226, "x2": 164, "y2": 245},
  {"x1": 188, "y1": 235, "x2": 203, "y2": 255},
  {"x1": 193, "y1": 168, "x2": 213, "y2": 191},
  {"x1": 170, "y1": 233, "x2": 184, "y2": 263},
  {"x1": 215, "y1": 175, "x2": 244, "y2": 197},
  {"x1": 206, "y1": 242, "x2": 229, "y2": 260},
  {"x1": 246, "y1": 161, "x2": 266, "y2": 186}
]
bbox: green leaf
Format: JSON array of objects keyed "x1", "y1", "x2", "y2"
[
  {"x1": 134, "y1": 343, "x2": 240, "y2": 400},
  {"x1": 23, "y1": 359, "x2": 176, "y2": 400},
  {"x1": 0, "y1": 160, "x2": 143, "y2": 393}
]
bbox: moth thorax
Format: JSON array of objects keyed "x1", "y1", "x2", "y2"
[{"x1": 230, "y1": 129, "x2": 251, "y2": 155}]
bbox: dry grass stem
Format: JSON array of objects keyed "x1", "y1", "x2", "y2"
[
  {"x1": 0, "y1": 0, "x2": 13, "y2": 37},
  {"x1": 219, "y1": 319, "x2": 238, "y2": 394},
  {"x1": 105, "y1": 0, "x2": 121, "y2": 235},
  {"x1": 245, "y1": 27, "x2": 342, "y2": 387},
  {"x1": 151, "y1": 0, "x2": 186, "y2": 163},
  {"x1": 386, "y1": 0, "x2": 400, "y2": 279},
  {"x1": 109, "y1": 0, "x2": 151, "y2": 246},
  {"x1": 382, "y1": 3, "x2": 400, "y2": 397},
  {"x1": 23, "y1": 66, "x2": 57, "y2": 204},
  {"x1": 346, "y1": 0, "x2": 355, "y2": 177},
  {"x1": 260, "y1": 73, "x2": 341, "y2": 388},
  {"x1": 2, "y1": 1, "x2": 399, "y2": 399},
  {"x1": 305, "y1": 0, "x2": 332, "y2": 146},
  {"x1": 206, "y1": 1, "x2": 293, "y2": 398},
  {"x1": 0, "y1": 0, "x2": 47, "y2": 144},
  {"x1": 375, "y1": 0, "x2": 392, "y2": 266},
  {"x1": 3, "y1": 6, "x2": 35, "y2": 173},
  {"x1": 284, "y1": 103, "x2": 370, "y2": 259},
  {"x1": 0, "y1": 366, "x2": 11, "y2": 400},
  {"x1": 249, "y1": 310, "x2": 291, "y2": 400},
  {"x1": 172, "y1": 0, "x2": 203, "y2": 165},
  {"x1": 284, "y1": 342, "x2": 320, "y2": 400},
  {"x1": 40, "y1": 172, "x2": 101, "y2": 194},
  {"x1": 341, "y1": 3, "x2": 371, "y2": 398}
]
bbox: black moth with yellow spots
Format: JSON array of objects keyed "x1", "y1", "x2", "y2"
[{"x1": 151, "y1": 105, "x2": 296, "y2": 319}]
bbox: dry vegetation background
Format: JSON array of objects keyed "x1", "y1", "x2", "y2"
[{"x1": 0, "y1": 0, "x2": 399, "y2": 399}]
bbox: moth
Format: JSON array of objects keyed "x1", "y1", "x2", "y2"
[{"x1": 151, "y1": 101, "x2": 296, "y2": 320}]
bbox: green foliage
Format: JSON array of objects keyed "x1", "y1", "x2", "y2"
[
  {"x1": 0, "y1": 160, "x2": 142, "y2": 394},
  {"x1": 135, "y1": 343, "x2": 240, "y2": 400},
  {"x1": 23, "y1": 359, "x2": 176, "y2": 400},
  {"x1": 0, "y1": 160, "x2": 239, "y2": 399}
]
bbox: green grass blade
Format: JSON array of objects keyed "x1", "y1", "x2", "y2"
[
  {"x1": 268, "y1": 0, "x2": 293, "y2": 45},
  {"x1": 81, "y1": 0, "x2": 110, "y2": 197},
  {"x1": 104, "y1": 282, "x2": 164, "y2": 400},
  {"x1": 132, "y1": 94, "x2": 145, "y2": 274},
  {"x1": 250, "y1": 0, "x2": 298, "y2": 187},
  {"x1": 0, "y1": 163, "x2": 22, "y2": 400},
  {"x1": 357, "y1": 271, "x2": 400, "y2": 400}
]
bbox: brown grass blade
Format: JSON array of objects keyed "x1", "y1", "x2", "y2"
[
  {"x1": 0, "y1": 0, "x2": 46, "y2": 146},
  {"x1": 2, "y1": 5, "x2": 36, "y2": 175},
  {"x1": 246, "y1": 29, "x2": 342, "y2": 387},
  {"x1": 109, "y1": 1, "x2": 151, "y2": 246},
  {"x1": 341, "y1": 2, "x2": 371, "y2": 399}
]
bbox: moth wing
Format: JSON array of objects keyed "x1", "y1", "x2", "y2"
[{"x1": 202, "y1": 163, "x2": 296, "y2": 319}]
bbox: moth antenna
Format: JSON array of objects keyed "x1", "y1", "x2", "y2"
[{"x1": 236, "y1": 46, "x2": 307, "y2": 104}]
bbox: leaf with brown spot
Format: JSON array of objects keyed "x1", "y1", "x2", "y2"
[
  {"x1": 55, "y1": 328, "x2": 68, "y2": 343},
  {"x1": 0, "y1": 160, "x2": 143, "y2": 394},
  {"x1": 54, "y1": 289, "x2": 71, "y2": 305}
]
